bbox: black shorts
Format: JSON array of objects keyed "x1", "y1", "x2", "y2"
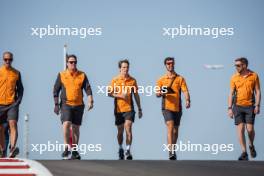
[
  {"x1": 0, "y1": 105, "x2": 19, "y2": 124},
  {"x1": 162, "y1": 109, "x2": 182, "y2": 126},
  {"x1": 233, "y1": 105, "x2": 255, "y2": 125},
  {"x1": 115, "y1": 111, "x2": 135, "y2": 126},
  {"x1": 61, "y1": 104, "x2": 85, "y2": 126}
]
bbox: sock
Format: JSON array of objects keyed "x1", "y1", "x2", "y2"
[{"x1": 126, "y1": 145, "x2": 131, "y2": 151}]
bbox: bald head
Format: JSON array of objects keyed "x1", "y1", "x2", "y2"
[{"x1": 3, "y1": 51, "x2": 13, "y2": 67}]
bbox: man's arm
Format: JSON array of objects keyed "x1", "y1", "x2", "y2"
[
  {"x1": 16, "y1": 72, "x2": 24, "y2": 105},
  {"x1": 108, "y1": 92, "x2": 126, "y2": 99},
  {"x1": 254, "y1": 76, "x2": 261, "y2": 114},
  {"x1": 181, "y1": 78, "x2": 190, "y2": 109},
  {"x1": 134, "y1": 92, "x2": 142, "y2": 118},
  {"x1": 228, "y1": 88, "x2": 235, "y2": 118},
  {"x1": 183, "y1": 91, "x2": 191, "y2": 109},
  {"x1": 228, "y1": 77, "x2": 236, "y2": 118},
  {"x1": 53, "y1": 73, "x2": 61, "y2": 115},
  {"x1": 83, "y1": 74, "x2": 94, "y2": 111},
  {"x1": 107, "y1": 79, "x2": 126, "y2": 99},
  {"x1": 156, "y1": 79, "x2": 164, "y2": 97}
]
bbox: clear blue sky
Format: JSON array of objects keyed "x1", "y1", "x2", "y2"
[{"x1": 0, "y1": 0, "x2": 263, "y2": 160}]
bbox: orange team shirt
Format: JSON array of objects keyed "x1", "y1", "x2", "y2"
[
  {"x1": 230, "y1": 71, "x2": 260, "y2": 106},
  {"x1": 0, "y1": 65, "x2": 22, "y2": 105},
  {"x1": 54, "y1": 69, "x2": 92, "y2": 106},
  {"x1": 157, "y1": 73, "x2": 189, "y2": 112},
  {"x1": 108, "y1": 75, "x2": 138, "y2": 113}
]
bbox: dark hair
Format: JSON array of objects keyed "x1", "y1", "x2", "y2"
[
  {"x1": 3, "y1": 51, "x2": 13, "y2": 59},
  {"x1": 164, "y1": 57, "x2": 174, "y2": 65},
  {"x1": 235, "y1": 57, "x2": 248, "y2": 67},
  {"x1": 118, "y1": 59, "x2": 130, "y2": 68},
  {"x1": 66, "y1": 54, "x2": 77, "y2": 62}
]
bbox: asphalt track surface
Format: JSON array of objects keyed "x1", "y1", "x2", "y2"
[{"x1": 39, "y1": 160, "x2": 264, "y2": 176}]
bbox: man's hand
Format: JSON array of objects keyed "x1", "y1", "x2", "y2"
[
  {"x1": 119, "y1": 92, "x2": 128, "y2": 100},
  {"x1": 254, "y1": 106, "x2": 260, "y2": 114},
  {"x1": 138, "y1": 109, "x2": 143, "y2": 119},
  {"x1": 186, "y1": 100, "x2": 190, "y2": 109},
  {"x1": 156, "y1": 92, "x2": 162, "y2": 97},
  {"x1": 54, "y1": 105, "x2": 60, "y2": 115},
  {"x1": 228, "y1": 109, "x2": 234, "y2": 119},
  {"x1": 87, "y1": 101, "x2": 94, "y2": 111}
]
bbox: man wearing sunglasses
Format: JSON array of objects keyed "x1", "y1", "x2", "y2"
[
  {"x1": 156, "y1": 57, "x2": 190, "y2": 160},
  {"x1": 228, "y1": 57, "x2": 261, "y2": 161},
  {"x1": 0, "y1": 51, "x2": 24, "y2": 158},
  {"x1": 53, "y1": 54, "x2": 94, "y2": 160}
]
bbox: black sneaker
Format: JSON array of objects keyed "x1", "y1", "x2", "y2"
[
  {"x1": 125, "y1": 150, "x2": 133, "y2": 160},
  {"x1": 169, "y1": 152, "x2": 176, "y2": 160},
  {"x1": 9, "y1": 147, "x2": 19, "y2": 158},
  {"x1": 238, "y1": 152, "x2": 248, "y2": 161},
  {"x1": 119, "y1": 148, "x2": 124, "y2": 160},
  {"x1": 71, "y1": 151, "x2": 81, "y2": 160},
  {"x1": 249, "y1": 145, "x2": 257, "y2": 158},
  {"x1": 62, "y1": 149, "x2": 71, "y2": 160}
]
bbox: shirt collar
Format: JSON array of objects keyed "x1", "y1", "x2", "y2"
[
  {"x1": 165, "y1": 72, "x2": 177, "y2": 79},
  {"x1": 118, "y1": 74, "x2": 131, "y2": 81},
  {"x1": 66, "y1": 69, "x2": 78, "y2": 77}
]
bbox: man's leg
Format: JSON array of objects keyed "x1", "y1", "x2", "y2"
[
  {"x1": 63, "y1": 121, "x2": 71, "y2": 147},
  {"x1": 246, "y1": 124, "x2": 255, "y2": 146},
  {"x1": 71, "y1": 124, "x2": 82, "y2": 160},
  {"x1": 117, "y1": 124, "x2": 124, "y2": 159},
  {"x1": 61, "y1": 121, "x2": 71, "y2": 159},
  {"x1": 172, "y1": 126, "x2": 179, "y2": 150},
  {"x1": 3, "y1": 123, "x2": 9, "y2": 157},
  {"x1": 166, "y1": 120, "x2": 174, "y2": 153},
  {"x1": 124, "y1": 120, "x2": 133, "y2": 148},
  {"x1": 8, "y1": 120, "x2": 20, "y2": 158},
  {"x1": 8, "y1": 120, "x2": 18, "y2": 149},
  {"x1": 71, "y1": 124, "x2": 80, "y2": 145},
  {"x1": 117, "y1": 124, "x2": 124, "y2": 147},
  {"x1": 0, "y1": 124, "x2": 5, "y2": 156},
  {"x1": 124, "y1": 120, "x2": 133, "y2": 159},
  {"x1": 236, "y1": 122, "x2": 249, "y2": 160},
  {"x1": 237, "y1": 123, "x2": 246, "y2": 152},
  {"x1": 246, "y1": 123, "x2": 257, "y2": 158}
]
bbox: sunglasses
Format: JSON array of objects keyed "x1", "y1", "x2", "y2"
[
  {"x1": 68, "y1": 61, "x2": 77, "y2": 64},
  {"x1": 166, "y1": 62, "x2": 174, "y2": 65},
  {"x1": 4, "y1": 58, "x2": 13, "y2": 62},
  {"x1": 235, "y1": 64, "x2": 242, "y2": 68}
]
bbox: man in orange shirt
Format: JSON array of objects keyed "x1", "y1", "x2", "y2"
[
  {"x1": 228, "y1": 57, "x2": 261, "y2": 161},
  {"x1": 0, "y1": 51, "x2": 24, "y2": 158},
  {"x1": 108, "y1": 59, "x2": 142, "y2": 160},
  {"x1": 53, "y1": 54, "x2": 94, "y2": 160},
  {"x1": 156, "y1": 57, "x2": 190, "y2": 160}
]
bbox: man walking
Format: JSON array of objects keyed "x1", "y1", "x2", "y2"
[
  {"x1": 53, "y1": 54, "x2": 94, "y2": 160},
  {"x1": 156, "y1": 57, "x2": 190, "y2": 160},
  {"x1": 108, "y1": 59, "x2": 143, "y2": 160},
  {"x1": 0, "y1": 51, "x2": 24, "y2": 158},
  {"x1": 228, "y1": 57, "x2": 261, "y2": 160}
]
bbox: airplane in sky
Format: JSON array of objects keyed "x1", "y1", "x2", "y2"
[{"x1": 203, "y1": 64, "x2": 224, "y2": 69}]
